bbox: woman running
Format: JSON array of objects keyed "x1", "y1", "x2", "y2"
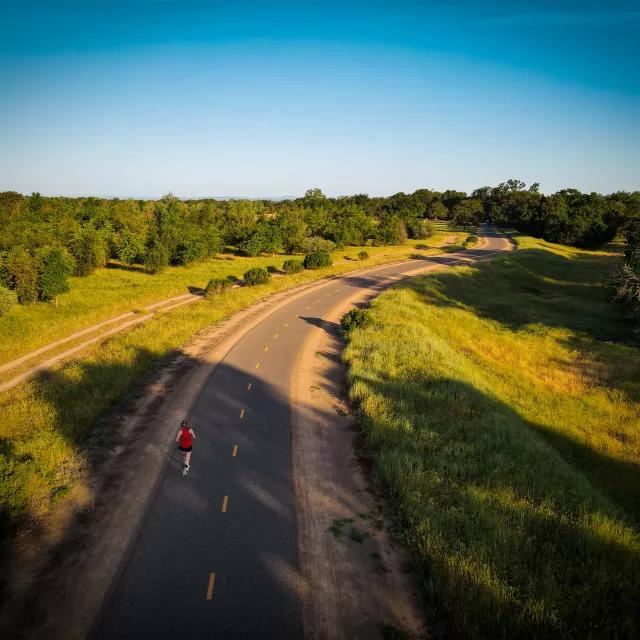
[{"x1": 176, "y1": 419, "x2": 196, "y2": 474}]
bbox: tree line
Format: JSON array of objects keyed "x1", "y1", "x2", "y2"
[{"x1": 0, "y1": 182, "x2": 638, "y2": 312}]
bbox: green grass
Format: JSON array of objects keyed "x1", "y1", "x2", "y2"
[
  {"x1": 0, "y1": 225, "x2": 454, "y2": 366},
  {"x1": 0, "y1": 226, "x2": 461, "y2": 544},
  {"x1": 343, "y1": 234, "x2": 640, "y2": 639}
]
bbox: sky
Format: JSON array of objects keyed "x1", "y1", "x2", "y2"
[{"x1": 1, "y1": 0, "x2": 639, "y2": 198}]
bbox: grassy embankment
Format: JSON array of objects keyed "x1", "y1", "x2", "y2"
[
  {"x1": 344, "y1": 234, "x2": 640, "y2": 639},
  {"x1": 0, "y1": 225, "x2": 459, "y2": 543}
]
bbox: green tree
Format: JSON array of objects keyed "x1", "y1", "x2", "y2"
[
  {"x1": 70, "y1": 227, "x2": 106, "y2": 276},
  {"x1": 451, "y1": 199, "x2": 484, "y2": 227},
  {"x1": 144, "y1": 238, "x2": 170, "y2": 274},
  {"x1": 6, "y1": 246, "x2": 38, "y2": 303},
  {"x1": 38, "y1": 248, "x2": 71, "y2": 304},
  {"x1": 115, "y1": 229, "x2": 146, "y2": 265}
]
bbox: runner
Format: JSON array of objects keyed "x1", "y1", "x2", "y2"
[{"x1": 176, "y1": 419, "x2": 196, "y2": 475}]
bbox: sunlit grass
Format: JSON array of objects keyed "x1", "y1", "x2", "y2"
[
  {"x1": 0, "y1": 226, "x2": 460, "y2": 538},
  {"x1": 0, "y1": 227, "x2": 454, "y2": 365},
  {"x1": 344, "y1": 236, "x2": 640, "y2": 638}
]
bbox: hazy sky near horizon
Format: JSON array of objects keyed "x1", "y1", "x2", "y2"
[{"x1": 1, "y1": 1, "x2": 639, "y2": 198}]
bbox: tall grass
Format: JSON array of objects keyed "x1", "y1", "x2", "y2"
[
  {"x1": 0, "y1": 228, "x2": 459, "y2": 543},
  {"x1": 344, "y1": 235, "x2": 640, "y2": 639}
]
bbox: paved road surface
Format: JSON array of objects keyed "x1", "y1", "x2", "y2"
[{"x1": 97, "y1": 226, "x2": 510, "y2": 639}]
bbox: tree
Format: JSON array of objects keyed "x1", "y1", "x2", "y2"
[
  {"x1": 6, "y1": 246, "x2": 38, "y2": 303},
  {"x1": 430, "y1": 201, "x2": 448, "y2": 219},
  {"x1": 37, "y1": 248, "x2": 71, "y2": 304},
  {"x1": 115, "y1": 229, "x2": 146, "y2": 265},
  {"x1": 70, "y1": 227, "x2": 106, "y2": 276},
  {"x1": 451, "y1": 199, "x2": 484, "y2": 227},
  {"x1": 144, "y1": 238, "x2": 170, "y2": 274}
]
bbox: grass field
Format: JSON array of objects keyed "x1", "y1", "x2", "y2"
[
  {"x1": 0, "y1": 226, "x2": 461, "y2": 547},
  {"x1": 0, "y1": 224, "x2": 456, "y2": 366},
  {"x1": 343, "y1": 234, "x2": 640, "y2": 639}
]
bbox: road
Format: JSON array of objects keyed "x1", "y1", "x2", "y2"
[{"x1": 97, "y1": 226, "x2": 511, "y2": 639}]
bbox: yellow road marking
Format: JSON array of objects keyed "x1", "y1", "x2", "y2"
[
  {"x1": 284, "y1": 322, "x2": 288, "y2": 327},
  {"x1": 264, "y1": 345, "x2": 269, "y2": 352},
  {"x1": 247, "y1": 382, "x2": 252, "y2": 391},
  {"x1": 240, "y1": 408, "x2": 245, "y2": 419},
  {"x1": 232, "y1": 445, "x2": 238, "y2": 457},
  {"x1": 206, "y1": 573, "x2": 216, "y2": 600},
  {"x1": 221, "y1": 495, "x2": 229, "y2": 513},
  {"x1": 274, "y1": 333, "x2": 279, "y2": 339},
  {"x1": 255, "y1": 362, "x2": 260, "y2": 369}
]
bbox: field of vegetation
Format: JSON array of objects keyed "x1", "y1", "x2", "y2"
[
  {"x1": 0, "y1": 224, "x2": 460, "y2": 546},
  {"x1": 343, "y1": 234, "x2": 640, "y2": 639}
]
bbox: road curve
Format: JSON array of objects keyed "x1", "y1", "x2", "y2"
[{"x1": 97, "y1": 226, "x2": 511, "y2": 639}]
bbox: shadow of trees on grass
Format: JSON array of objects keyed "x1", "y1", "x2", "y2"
[{"x1": 350, "y1": 371, "x2": 640, "y2": 639}]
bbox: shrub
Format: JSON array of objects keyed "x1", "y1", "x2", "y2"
[
  {"x1": 303, "y1": 251, "x2": 332, "y2": 270},
  {"x1": 301, "y1": 236, "x2": 335, "y2": 254},
  {"x1": 38, "y1": 248, "x2": 71, "y2": 303},
  {"x1": 0, "y1": 285, "x2": 16, "y2": 316},
  {"x1": 358, "y1": 250, "x2": 369, "y2": 261},
  {"x1": 243, "y1": 267, "x2": 271, "y2": 286},
  {"x1": 410, "y1": 219, "x2": 435, "y2": 239},
  {"x1": 205, "y1": 278, "x2": 233, "y2": 297},
  {"x1": 282, "y1": 259, "x2": 304, "y2": 274},
  {"x1": 340, "y1": 308, "x2": 368, "y2": 338},
  {"x1": 464, "y1": 234, "x2": 479, "y2": 247}
]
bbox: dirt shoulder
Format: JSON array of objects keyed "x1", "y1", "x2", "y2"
[{"x1": 292, "y1": 281, "x2": 429, "y2": 639}]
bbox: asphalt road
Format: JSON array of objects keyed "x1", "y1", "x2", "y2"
[{"x1": 97, "y1": 226, "x2": 510, "y2": 640}]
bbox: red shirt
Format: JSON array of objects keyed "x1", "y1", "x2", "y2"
[{"x1": 179, "y1": 427, "x2": 193, "y2": 448}]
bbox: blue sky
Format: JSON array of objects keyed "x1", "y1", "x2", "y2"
[{"x1": 1, "y1": 1, "x2": 639, "y2": 197}]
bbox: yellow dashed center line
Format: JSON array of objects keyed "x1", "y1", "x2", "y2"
[
  {"x1": 284, "y1": 322, "x2": 289, "y2": 327},
  {"x1": 264, "y1": 346, "x2": 269, "y2": 352},
  {"x1": 206, "y1": 573, "x2": 216, "y2": 600},
  {"x1": 221, "y1": 495, "x2": 229, "y2": 513},
  {"x1": 255, "y1": 362, "x2": 260, "y2": 369},
  {"x1": 247, "y1": 382, "x2": 252, "y2": 391},
  {"x1": 232, "y1": 445, "x2": 238, "y2": 457},
  {"x1": 273, "y1": 333, "x2": 279, "y2": 339},
  {"x1": 240, "y1": 408, "x2": 245, "y2": 419}
]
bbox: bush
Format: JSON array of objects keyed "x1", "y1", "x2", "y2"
[
  {"x1": 340, "y1": 308, "x2": 368, "y2": 338},
  {"x1": 282, "y1": 259, "x2": 304, "y2": 274},
  {"x1": 0, "y1": 285, "x2": 16, "y2": 316},
  {"x1": 410, "y1": 219, "x2": 435, "y2": 239},
  {"x1": 358, "y1": 250, "x2": 369, "y2": 261},
  {"x1": 464, "y1": 234, "x2": 479, "y2": 247},
  {"x1": 303, "y1": 251, "x2": 332, "y2": 270},
  {"x1": 301, "y1": 236, "x2": 335, "y2": 254},
  {"x1": 243, "y1": 267, "x2": 271, "y2": 286},
  {"x1": 205, "y1": 278, "x2": 233, "y2": 297}
]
